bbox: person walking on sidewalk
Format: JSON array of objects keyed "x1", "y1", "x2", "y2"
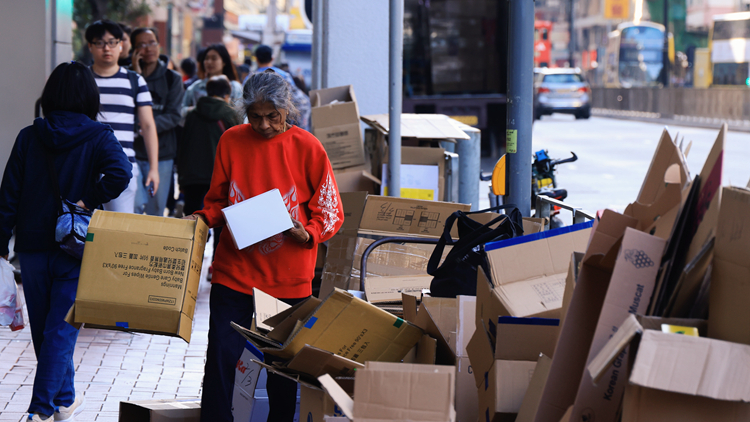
[
  {"x1": 86, "y1": 19, "x2": 160, "y2": 212},
  {"x1": 181, "y1": 44, "x2": 243, "y2": 117},
  {"x1": 184, "y1": 70, "x2": 344, "y2": 422},
  {"x1": 129, "y1": 27, "x2": 184, "y2": 216},
  {"x1": 0, "y1": 62, "x2": 132, "y2": 422}
]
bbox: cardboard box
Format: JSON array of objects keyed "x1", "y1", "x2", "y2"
[
  {"x1": 320, "y1": 192, "x2": 470, "y2": 296},
  {"x1": 495, "y1": 317, "x2": 559, "y2": 361},
  {"x1": 475, "y1": 222, "x2": 592, "y2": 341},
  {"x1": 588, "y1": 314, "x2": 750, "y2": 422},
  {"x1": 221, "y1": 188, "x2": 294, "y2": 250},
  {"x1": 364, "y1": 275, "x2": 433, "y2": 304},
  {"x1": 310, "y1": 85, "x2": 365, "y2": 170},
  {"x1": 382, "y1": 147, "x2": 446, "y2": 201},
  {"x1": 119, "y1": 399, "x2": 201, "y2": 421},
  {"x1": 70, "y1": 211, "x2": 208, "y2": 342},
  {"x1": 708, "y1": 186, "x2": 750, "y2": 344},
  {"x1": 319, "y1": 362, "x2": 457, "y2": 422},
  {"x1": 516, "y1": 355, "x2": 553, "y2": 422},
  {"x1": 301, "y1": 383, "x2": 352, "y2": 422},
  {"x1": 233, "y1": 288, "x2": 423, "y2": 363},
  {"x1": 334, "y1": 169, "x2": 381, "y2": 194},
  {"x1": 568, "y1": 227, "x2": 666, "y2": 422},
  {"x1": 232, "y1": 342, "x2": 264, "y2": 422},
  {"x1": 477, "y1": 359, "x2": 538, "y2": 422}
]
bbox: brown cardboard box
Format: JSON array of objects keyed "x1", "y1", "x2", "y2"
[
  {"x1": 477, "y1": 359, "x2": 538, "y2": 422},
  {"x1": 516, "y1": 355, "x2": 553, "y2": 422},
  {"x1": 588, "y1": 314, "x2": 750, "y2": 422},
  {"x1": 310, "y1": 85, "x2": 365, "y2": 169},
  {"x1": 319, "y1": 362, "x2": 457, "y2": 422},
  {"x1": 495, "y1": 317, "x2": 559, "y2": 361},
  {"x1": 333, "y1": 169, "x2": 380, "y2": 194},
  {"x1": 300, "y1": 383, "x2": 352, "y2": 422},
  {"x1": 119, "y1": 399, "x2": 201, "y2": 421},
  {"x1": 382, "y1": 146, "x2": 446, "y2": 201},
  {"x1": 233, "y1": 288, "x2": 423, "y2": 363},
  {"x1": 364, "y1": 275, "x2": 433, "y2": 304},
  {"x1": 70, "y1": 211, "x2": 208, "y2": 342},
  {"x1": 708, "y1": 186, "x2": 750, "y2": 344},
  {"x1": 320, "y1": 193, "x2": 470, "y2": 296},
  {"x1": 568, "y1": 228, "x2": 667, "y2": 422}
]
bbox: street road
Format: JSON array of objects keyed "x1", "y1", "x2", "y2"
[{"x1": 479, "y1": 115, "x2": 750, "y2": 221}]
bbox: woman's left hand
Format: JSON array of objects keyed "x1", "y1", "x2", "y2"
[{"x1": 284, "y1": 217, "x2": 310, "y2": 244}]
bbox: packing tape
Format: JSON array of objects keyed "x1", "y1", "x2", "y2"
[
  {"x1": 393, "y1": 318, "x2": 404, "y2": 328},
  {"x1": 304, "y1": 317, "x2": 318, "y2": 329},
  {"x1": 116, "y1": 322, "x2": 129, "y2": 329},
  {"x1": 86, "y1": 233, "x2": 94, "y2": 242}
]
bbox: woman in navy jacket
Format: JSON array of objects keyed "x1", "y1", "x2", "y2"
[{"x1": 0, "y1": 61, "x2": 131, "y2": 422}]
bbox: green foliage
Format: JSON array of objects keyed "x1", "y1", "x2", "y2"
[{"x1": 72, "y1": 0, "x2": 152, "y2": 61}]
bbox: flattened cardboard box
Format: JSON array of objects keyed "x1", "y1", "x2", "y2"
[
  {"x1": 311, "y1": 85, "x2": 365, "y2": 169},
  {"x1": 588, "y1": 315, "x2": 750, "y2": 422},
  {"x1": 72, "y1": 211, "x2": 208, "y2": 342},
  {"x1": 232, "y1": 342, "x2": 264, "y2": 422},
  {"x1": 234, "y1": 288, "x2": 423, "y2": 363},
  {"x1": 119, "y1": 399, "x2": 201, "y2": 421}
]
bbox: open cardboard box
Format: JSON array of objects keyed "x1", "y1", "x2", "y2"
[
  {"x1": 319, "y1": 362, "x2": 457, "y2": 422},
  {"x1": 478, "y1": 359, "x2": 538, "y2": 422},
  {"x1": 68, "y1": 211, "x2": 208, "y2": 342},
  {"x1": 310, "y1": 85, "x2": 365, "y2": 170},
  {"x1": 333, "y1": 169, "x2": 381, "y2": 194},
  {"x1": 232, "y1": 288, "x2": 423, "y2": 364},
  {"x1": 587, "y1": 314, "x2": 750, "y2": 422}
]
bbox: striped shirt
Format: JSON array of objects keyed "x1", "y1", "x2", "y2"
[{"x1": 92, "y1": 67, "x2": 153, "y2": 162}]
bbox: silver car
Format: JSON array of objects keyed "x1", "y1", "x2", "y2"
[{"x1": 534, "y1": 68, "x2": 591, "y2": 120}]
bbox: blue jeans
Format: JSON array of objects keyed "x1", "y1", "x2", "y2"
[
  {"x1": 18, "y1": 250, "x2": 81, "y2": 417},
  {"x1": 201, "y1": 283, "x2": 304, "y2": 422},
  {"x1": 135, "y1": 159, "x2": 173, "y2": 216}
]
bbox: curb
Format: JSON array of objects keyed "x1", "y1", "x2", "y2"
[{"x1": 592, "y1": 108, "x2": 750, "y2": 133}]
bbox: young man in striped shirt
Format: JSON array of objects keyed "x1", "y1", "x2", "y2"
[{"x1": 86, "y1": 20, "x2": 160, "y2": 212}]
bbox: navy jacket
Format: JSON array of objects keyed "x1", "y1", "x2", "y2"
[{"x1": 0, "y1": 111, "x2": 132, "y2": 255}]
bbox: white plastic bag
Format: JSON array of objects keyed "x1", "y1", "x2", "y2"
[{"x1": 0, "y1": 258, "x2": 18, "y2": 326}]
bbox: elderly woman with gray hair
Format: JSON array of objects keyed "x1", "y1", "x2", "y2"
[{"x1": 184, "y1": 69, "x2": 344, "y2": 421}]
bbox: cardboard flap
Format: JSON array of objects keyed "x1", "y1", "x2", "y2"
[
  {"x1": 634, "y1": 129, "x2": 690, "y2": 207},
  {"x1": 338, "y1": 192, "x2": 369, "y2": 234},
  {"x1": 266, "y1": 297, "x2": 323, "y2": 343},
  {"x1": 231, "y1": 321, "x2": 283, "y2": 349},
  {"x1": 286, "y1": 345, "x2": 364, "y2": 378},
  {"x1": 252, "y1": 288, "x2": 292, "y2": 331},
  {"x1": 582, "y1": 210, "x2": 638, "y2": 270},
  {"x1": 318, "y1": 374, "x2": 355, "y2": 420},
  {"x1": 403, "y1": 296, "x2": 457, "y2": 365},
  {"x1": 360, "y1": 113, "x2": 470, "y2": 140},
  {"x1": 88, "y1": 210, "x2": 199, "y2": 239},
  {"x1": 629, "y1": 329, "x2": 750, "y2": 402},
  {"x1": 587, "y1": 314, "x2": 643, "y2": 385}
]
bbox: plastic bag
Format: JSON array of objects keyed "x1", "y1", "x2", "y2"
[
  {"x1": 10, "y1": 286, "x2": 26, "y2": 331},
  {"x1": 0, "y1": 258, "x2": 18, "y2": 326}
]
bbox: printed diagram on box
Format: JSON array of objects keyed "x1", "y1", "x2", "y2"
[
  {"x1": 393, "y1": 209, "x2": 415, "y2": 227},
  {"x1": 624, "y1": 249, "x2": 654, "y2": 269},
  {"x1": 532, "y1": 280, "x2": 565, "y2": 304},
  {"x1": 418, "y1": 212, "x2": 440, "y2": 230}
]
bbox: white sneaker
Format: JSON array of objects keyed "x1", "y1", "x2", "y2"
[
  {"x1": 29, "y1": 415, "x2": 53, "y2": 422},
  {"x1": 53, "y1": 394, "x2": 85, "y2": 422}
]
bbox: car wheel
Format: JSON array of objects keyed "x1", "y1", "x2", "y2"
[{"x1": 577, "y1": 106, "x2": 591, "y2": 120}]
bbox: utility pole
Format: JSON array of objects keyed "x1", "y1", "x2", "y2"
[
  {"x1": 505, "y1": 0, "x2": 534, "y2": 216},
  {"x1": 663, "y1": 0, "x2": 670, "y2": 86},
  {"x1": 388, "y1": 0, "x2": 403, "y2": 198}
]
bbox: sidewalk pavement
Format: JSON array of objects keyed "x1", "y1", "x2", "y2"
[{"x1": 0, "y1": 253, "x2": 212, "y2": 422}]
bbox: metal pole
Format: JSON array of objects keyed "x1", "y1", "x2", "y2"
[
  {"x1": 457, "y1": 127, "x2": 481, "y2": 210},
  {"x1": 505, "y1": 0, "x2": 534, "y2": 216},
  {"x1": 388, "y1": 0, "x2": 403, "y2": 198},
  {"x1": 166, "y1": 3, "x2": 173, "y2": 58},
  {"x1": 662, "y1": 0, "x2": 670, "y2": 87},
  {"x1": 569, "y1": 0, "x2": 575, "y2": 66},
  {"x1": 311, "y1": 0, "x2": 323, "y2": 90}
]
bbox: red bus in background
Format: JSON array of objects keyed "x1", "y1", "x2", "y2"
[{"x1": 534, "y1": 21, "x2": 553, "y2": 68}]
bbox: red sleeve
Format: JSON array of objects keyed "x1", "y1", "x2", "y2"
[
  {"x1": 303, "y1": 147, "x2": 344, "y2": 248},
  {"x1": 194, "y1": 136, "x2": 229, "y2": 228}
]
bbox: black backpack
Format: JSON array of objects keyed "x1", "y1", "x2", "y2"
[{"x1": 427, "y1": 205, "x2": 524, "y2": 298}]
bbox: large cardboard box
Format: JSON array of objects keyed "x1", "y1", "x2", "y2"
[
  {"x1": 232, "y1": 342, "x2": 264, "y2": 422},
  {"x1": 119, "y1": 399, "x2": 201, "y2": 421},
  {"x1": 709, "y1": 186, "x2": 750, "y2": 344},
  {"x1": 310, "y1": 85, "x2": 365, "y2": 170},
  {"x1": 382, "y1": 147, "x2": 446, "y2": 201},
  {"x1": 588, "y1": 314, "x2": 750, "y2": 422},
  {"x1": 233, "y1": 288, "x2": 423, "y2": 363},
  {"x1": 300, "y1": 380, "x2": 354, "y2": 422},
  {"x1": 320, "y1": 192, "x2": 470, "y2": 296},
  {"x1": 319, "y1": 362, "x2": 457, "y2": 422},
  {"x1": 71, "y1": 211, "x2": 208, "y2": 342},
  {"x1": 333, "y1": 169, "x2": 380, "y2": 194},
  {"x1": 477, "y1": 359, "x2": 538, "y2": 422}
]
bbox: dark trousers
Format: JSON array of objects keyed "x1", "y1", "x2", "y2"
[
  {"x1": 200, "y1": 283, "x2": 304, "y2": 422},
  {"x1": 183, "y1": 184, "x2": 221, "y2": 261},
  {"x1": 18, "y1": 250, "x2": 81, "y2": 417}
]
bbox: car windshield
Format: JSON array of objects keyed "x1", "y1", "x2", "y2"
[{"x1": 542, "y1": 74, "x2": 583, "y2": 83}]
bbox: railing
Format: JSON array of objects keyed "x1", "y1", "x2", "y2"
[{"x1": 535, "y1": 195, "x2": 595, "y2": 231}]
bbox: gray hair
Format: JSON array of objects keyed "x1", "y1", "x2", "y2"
[{"x1": 241, "y1": 69, "x2": 299, "y2": 123}]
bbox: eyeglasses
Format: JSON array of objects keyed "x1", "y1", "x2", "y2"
[
  {"x1": 92, "y1": 39, "x2": 121, "y2": 49},
  {"x1": 136, "y1": 41, "x2": 159, "y2": 50}
]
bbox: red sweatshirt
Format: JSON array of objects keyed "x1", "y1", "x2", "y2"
[{"x1": 195, "y1": 124, "x2": 344, "y2": 298}]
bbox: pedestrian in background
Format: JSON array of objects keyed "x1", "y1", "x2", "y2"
[
  {"x1": 130, "y1": 27, "x2": 184, "y2": 216},
  {"x1": 180, "y1": 57, "x2": 198, "y2": 90},
  {"x1": 0, "y1": 62, "x2": 131, "y2": 422},
  {"x1": 184, "y1": 70, "x2": 344, "y2": 422},
  {"x1": 181, "y1": 44, "x2": 243, "y2": 117},
  {"x1": 117, "y1": 22, "x2": 132, "y2": 67},
  {"x1": 85, "y1": 19, "x2": 160, "y2": 212},
  {"x1": 178, "y1": 76, "x2": 240, "y2": 270}
]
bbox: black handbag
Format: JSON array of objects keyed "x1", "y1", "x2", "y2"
[
  {"x1": 42, "y1": 145, "x2": 93, "y2": 260},
  {"x1": 427, "y1": 205, "x2": 524, "y2": 298}
]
